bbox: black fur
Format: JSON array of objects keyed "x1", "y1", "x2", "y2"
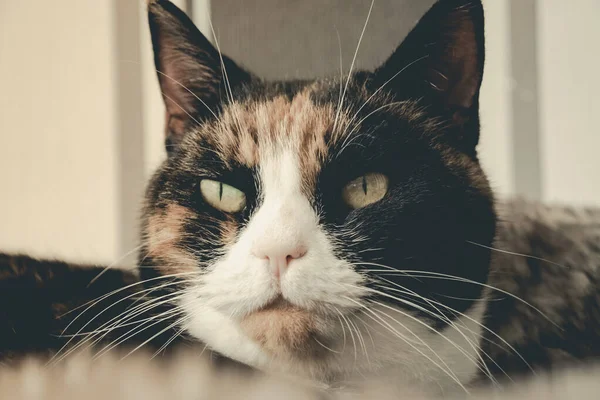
[{"x1": 0, "y1": 254, "x2": 179, "y2": 362}]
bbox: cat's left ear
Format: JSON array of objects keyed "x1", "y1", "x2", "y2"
[
  {"x1": 148, "y1": 0, "x2": 252, "y2": 153},
  {"x1": 372, "y1": 0, "x2": 485, "y2": 148}
]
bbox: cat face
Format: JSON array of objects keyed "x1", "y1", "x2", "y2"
[{"x1": 142, "y1": 0, "x2": 496, "y2": 391}]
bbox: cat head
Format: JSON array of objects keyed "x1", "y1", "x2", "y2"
[{"x1": 141, "y1": 0, "x2": 495, "y2": 390}]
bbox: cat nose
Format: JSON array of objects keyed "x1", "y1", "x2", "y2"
[{"x1": 253, "y1": 245, "x2": 307, "y2": 278}]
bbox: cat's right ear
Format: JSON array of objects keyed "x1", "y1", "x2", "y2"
[{"x1": 148, "y1": 0, "x2": 251, "y2": 152}]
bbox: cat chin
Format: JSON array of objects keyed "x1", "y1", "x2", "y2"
[
  {"x1": 237, "y1": 297, "x2": 333, "y2": 359},
  {"x1": 181, "y1": 288, "x2": 487, "y2": 393}
]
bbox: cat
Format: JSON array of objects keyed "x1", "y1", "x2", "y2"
[{"x1": 0, "y1": 0, "x2": 599, "y2": 397}]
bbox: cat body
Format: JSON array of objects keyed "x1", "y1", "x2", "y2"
[
  {"x1": 482, "y1": 200, "x2": 600, "y2": 380},
  {"x1": 0, "y1": 254, "x2": 182, "y2": 363},
  {"x1": 0, "y1": 0, "x2": 599, "y2": 397}
]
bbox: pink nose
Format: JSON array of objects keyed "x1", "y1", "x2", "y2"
[{"x1": 253, "y1": 246, "x2": 307, "y2": 278}]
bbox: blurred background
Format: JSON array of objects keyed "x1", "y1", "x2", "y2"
[{"x1": 0, "y1": 0, "x2": 598, "y2": 266}]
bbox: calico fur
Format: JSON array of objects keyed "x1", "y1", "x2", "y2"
[
  {"x1": 0, "y1": 0, "x2": 598, "y2": 397},
  {"x1": 139, "y1": 0, "x2": 495, "y2": 391},
  {"x1": 480, "y1": 199, "x2": 600, "y2": 379}
]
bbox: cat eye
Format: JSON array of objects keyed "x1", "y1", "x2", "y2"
[
  {"x1": 342, "y1": 173, "x2": 389, "y2": 209},
  {"x1": 200, "y1": 179, "x2": 246, "y2": 213}
]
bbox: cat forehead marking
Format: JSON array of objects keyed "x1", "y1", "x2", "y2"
[{"x1": 210, "y1": 90, "x2": 345, "y2": 194}]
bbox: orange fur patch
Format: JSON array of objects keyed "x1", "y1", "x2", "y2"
[
  {"x1": 202, "y1": 89, "x2": 347, "y2": 197},
  {"x1": 145, "y1": 204, "x2": 196, "y2": 274},
  {"x1": 220, "y1": 217, "x2": 239, "y2": 247},
  {"x1": 240, "y1": 298, "x2": 317, "y2": 357}
]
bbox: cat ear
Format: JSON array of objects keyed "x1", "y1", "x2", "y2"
[
  {"x1": 147, "y1": 0, "x2": 251, "y2": 152},
  {"x1": 373, "y1": 0, "x2": 485, "y2": 145}
]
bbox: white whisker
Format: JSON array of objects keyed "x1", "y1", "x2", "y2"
[
  {"x1": 341, "y1": 295, "x2": 468, "y2": 393},
  {"x1": 467, "y1": 240, "x2": 569, "y2": 269},
  {"x1": 357, "y1": 262, "x2": 560, "y2": 330},
  {"x1": 332, "y1": 0, "x2": 375, "y2": 135}
]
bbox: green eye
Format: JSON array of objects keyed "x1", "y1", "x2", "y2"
[
  {"x1": 200, "y1": 179, "x2": 246, "y2": 213},
  {"x1": 342, "y1": 173, "x2": 389, "y2": 209}
]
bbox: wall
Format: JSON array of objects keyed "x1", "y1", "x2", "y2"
[
  {"x1": 478, "y1": 0, "x2": 514, "y2": 199},
  {"x1": 537, "y1": 0, "x2": 600, "y2": 206},
  {"x1": 0, "y1": 1, "x2": 119, "y2": 264},
  {"x1": 0, "y1": 0, "x2": 186, "y2": 265}
]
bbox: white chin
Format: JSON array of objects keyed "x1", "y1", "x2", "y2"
[
  {"x1": 182, "y1": 294, "x2": 332, "y2": 370},
  {"x1": 182, "y1": 301, "x2": 270, "y2": 368},
  {"x1": 182, "y1": 291, "x2": 486, "y2": 395}
]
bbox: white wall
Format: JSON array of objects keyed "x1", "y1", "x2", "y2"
[
  {"x1": 0, "y1": 1, "x2": 119, "y2": 264},
  {"x1": 479, "y1": 0, "x2": 514, "y2": 198},
  {"x1": 537, "y1": 0, "x2": 600, "y2": 207},
  {"x1": 0, "y1": 0, "x2": 196, "y2": 265}
]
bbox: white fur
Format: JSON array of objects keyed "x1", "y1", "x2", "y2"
[{"x1": 181, "y1": 144, "x2": 485, "y2": 396}]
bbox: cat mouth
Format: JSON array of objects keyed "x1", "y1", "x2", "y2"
[
  {"x1": 239, "y1": 296, "x2": 319, "y2": 357},
  {"x1": 256, "y1": 295, "x2": 294, "y2": 311}
]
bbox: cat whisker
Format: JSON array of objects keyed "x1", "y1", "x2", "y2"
[
  {"x1": 341, "y1": 296, "x2": 468, "y2": 393},
  {"x1": 79, "y1": 301, "x2": 184, "y2": 357},
  {"x1": 341, "y1": 280, "x2": 493, "y2": 384},
  {"x1": 351, "y1": 317, "x2": 371, "y2": 364},
  {"x1": 356, "y1": 262, "x2": 561, "y2": 330},
  {"x1": 332, "y1": 307, "x2": 348, "y2": 352},
  {"x1": 334, "y1": 55, "x2": 431, "y2": 159},
  {"x1": 335, "y1": 101, "x2": 410, "y2": 158},
  {"x1": 368, "y1": 281, "x2": 507, "y2": 385},
  {"x1": 85, "y1": 290, "x2": 186, "y2": 342},
  {"x1": 59, "y1": 275, "x2": 192, "y2": 336},
  {"x1": 124, "y1": 277, "x2": 185, "y2": 312},
  {"x1": 353, "y1": 313, "x2": 376, "y2": 349},
  {"x1": 87, "y1": 243, "x2": 146, "y2": 287},
  {"x1": 155, "y1": 69, "x2": 218, "y2": 119},
  {"x1": 333, "y1": 273, "x2": 497, "y2": 384},
  {"x1": 53, "y1": 280, "x2": 192, "y2": 364},
  {"x1": 332, "y1": 0, "x2": 375, "y2": 135},
  {"x1": 120, "y1": 60, "x2": 218, "y2": 119},
  {"x1": 161, "y1": 90, "x2": 203, "y2": 128},
  {"x1": 63, "y1": 307, "x2": 180, "y2": 363},
  {"x1": 86, "y1": 231, "x2": 202, "y2": 298},
  {"x1": 50, "y1": 291, "x2": 187, "y2": 365},
  {"x1": 119, "y1": 315, "x2": 191, "y2": 361},
  {"x1": 371, "y1": 280, "x2": 482, "y2": 340},
  {"x1": 313, "y1": 336, "x2": 342, "y2": 355},
  {"x1": 355, "y1": 247, "x2": 384, "y2": 254},
  {"x1": 436, "y1": 294, "x2": 501, "y2": 302},
  {"x1": 371, "y1": 275, "x2": 533, "y2": 376},
  {"x1": 339, "y1": 311, "x2": 358, "y2": 363},
  {"x1": 368, "y1": 297, "x2": 498, "y2": 387},
  {"x1": 57, "y1": 272, "x2": 184, "y2": 319},
  {"x1": 335, "y1": 26, "x2": 344, "y2": 126},
  {"x1": 92, "y1": 308, "x2": 186, "y2": 361},
  {"x1": 340, "y1": 292, "x2": 452, "y2": 359},
  {"x1": 343, "y1": 54, "x2": 429, "y2": 133},
  {"x1": 207, "y1": 18, "x2": 247, "y2": 142},
  {"x1": 55, "y1": 314, "x2": 171, "y2": 339},
  {"x1": 51, "y1": 280, "x2": 194, "y2": 365},
  {"x1": 152, "y1": 327, "x2": 185, "y2": 359},
  {"x1": 466, "y1": 240, "x2": 570, "y2": 269}
]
